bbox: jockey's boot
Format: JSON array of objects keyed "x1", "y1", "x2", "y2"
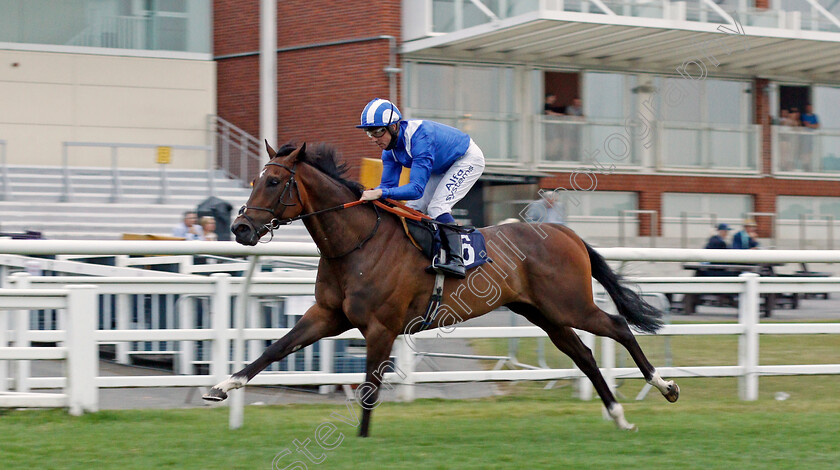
[{"x1": 434, "y1": 226, "x2": 466, "y2": 279}]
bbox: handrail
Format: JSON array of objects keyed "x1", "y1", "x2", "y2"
[
  {"x1": 799, "y1": 214, "x2": 835, "y2": 250},
  {"x1": 679, "y1": 211, "x2": 718, "y2": 248},
  {"x1": 61, "y1": 141, "x2": 214, "y2": 203},
  {"x1": 212, "y1": 115, "x2": 263, "y2": 188},
  {"x1": 619, "y1": 209, "x2": 658, "y2": 247}
]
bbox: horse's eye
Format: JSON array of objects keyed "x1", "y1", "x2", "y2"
[
  {"x1": 250, "y1": 179, "x2": 255, "y2": 187},
  {"x1": 268, "y1": 178, "x2": 280, "y2": 187}
]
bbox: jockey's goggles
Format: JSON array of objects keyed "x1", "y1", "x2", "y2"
[{"x1": 365, "y1": 127, "x2": 388, "y2": 138}]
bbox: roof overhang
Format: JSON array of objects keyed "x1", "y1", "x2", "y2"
[{"x1": 401, "y1": 11, "x2": 840, "y2": 82}]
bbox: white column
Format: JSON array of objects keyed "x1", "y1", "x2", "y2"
[
  {"x1": 66, "y1": 285, "x2": 99, "y2": 415},
  {"x1": 260, "y1": 0, "x2": 278, "y2": 146},
  {"x1": 738, "y1": 273, "x2": 760, "y2": 401},
  {"x1": 13, "y1": 273, "x2": 31, "y2": 393},
  {"x1": 211, "y1": 274, "x2": 232, "y2": 385},
  {"x1": 178, "y1": 297, "x2": 196, "y2": 375},
  {"x1": 577, "y1": 331, "x2": 594, "y2": 401},
  {"x1": 395, "y1": 336, "x2": 416, "y2": 402}
]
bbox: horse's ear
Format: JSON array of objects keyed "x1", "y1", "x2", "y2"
[
  {"x1": 265, "y1": 140, "x2": 277, "y2": 159},
  {"x1": 292, "y1": 142, "x2": 306, "y2": 162}
]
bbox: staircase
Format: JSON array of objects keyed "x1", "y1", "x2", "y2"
[{"x1": 0, "y1": 165, "x2": 253, "y2": 240}]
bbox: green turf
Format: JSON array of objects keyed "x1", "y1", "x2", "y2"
[
  {"x1": 2, "y1": 331, "x2": 838, "y2": 469},
  {"x1": 2, "y1": 377, "x2": 840, "y2": 469}
]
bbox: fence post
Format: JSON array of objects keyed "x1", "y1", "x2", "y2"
[
  {"x1": 210, "y1": 274, "x2": 231, "y2": 390},
  {"x1": 578, "y1": 331, "x2": 594, "y2": 400},
  {"x1": 230, "y1": 256, "x2": 259, "y2": 430},
  {"x1": 738, "y1": 273, "x2": 759, "y2": 401},
  {"x1": 395, "y1": 336, "x2": 415, "y2": 402},
  {"x1": 12, "y1": 273, "x2": 31, "y2": 393},
  {"x1": 65, "y1": 285, "x2": 99, "y2": 415}
]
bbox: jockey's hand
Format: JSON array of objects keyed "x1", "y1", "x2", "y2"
[{"x1": 360, "y1": 189, "x2": 383, "y2": 201}]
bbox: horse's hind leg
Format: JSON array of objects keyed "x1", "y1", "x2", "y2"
[
  {"x1": 575, "y1": 306, "x2": 679, "y2": 403},
  {"x1": 203, "y1": 304, "x2": 351, "y2": 402},
  {"x1": 529, "y1": 316, "x2": 638, "y2": 430}
]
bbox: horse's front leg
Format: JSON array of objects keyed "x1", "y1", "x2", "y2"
[
  {"x1": 357, "y1": 323, "x2": 398, "y2": 438},
  {"x1": 203, "y1": 304, "x2": 351, "y2": 402}
]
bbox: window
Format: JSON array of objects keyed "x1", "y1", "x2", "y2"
[
  {"x1": 656, "y1": 78, "x2": 755, "y2": 170},
  {"x1": 566, "y1": 191, "x2": 637, "y2": 217},
  {"x1": 406, "y1": 62, "x2": 519, "y2": 162},
  {"x1": 662, "y1": 193, "x2": 753, "y2": 220},
  {"x1": 777, "y1": 196, "x2": 840, "y2": 220}
]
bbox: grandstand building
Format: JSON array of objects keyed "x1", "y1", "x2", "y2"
[
  {"x1": 213, "y1": 0, "x2": 840, "y2": 245},
  {"x1": 3, "y1": 1, "x2": 839, "y2": 245}
]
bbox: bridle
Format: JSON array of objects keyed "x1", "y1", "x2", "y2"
[
  {"x1": 237, "y1": 160, "x2": 381, "y2": 258},
  {"x1": 238, "y1": 161, "x2": 300, "y2": 235}
]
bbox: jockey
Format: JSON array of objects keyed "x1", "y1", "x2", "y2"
[{"x1": 357, "y1": 98, "x2": 485, "y2": 279}]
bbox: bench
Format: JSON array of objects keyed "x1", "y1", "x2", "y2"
[{"x1": 679, "y1": 263, "x2": 788, "y2": 317}]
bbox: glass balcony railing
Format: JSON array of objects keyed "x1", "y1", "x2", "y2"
[
  {"x1": 536, "y1": 118, "x2": 759, "y2": 171},
  {"x1": 659, "y1": 123, "x2": 760, "y2": 171},
  {"x1": 427, "y1": 0, "x2": 840, "y2": 34},
  {"x1": 0, "y1": 0, "x2": 211, "y2": 54},
  {"x1": 773, "y1": 126, "x2": 840, "y2": 174}
]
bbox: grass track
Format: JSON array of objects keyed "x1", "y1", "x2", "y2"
[
  {"x1": 2, "y1": 383, "x2": 840, "y2": 469},
  {"x1": 2, "y1": 331, "x2": 839, "y2": 468}
]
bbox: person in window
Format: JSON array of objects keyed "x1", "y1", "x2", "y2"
[
  {"x1": 564, "y1": 97, "x2": 584, "y2": 118},
  {"x1": 357, "y1": 98, "x2": 485, "y2": 279},
  {"x1": 172, "y1": 211, "x2": 204, "y2": 240},
  {"x1": 731, "y1": 220, "x2": 759, "y2": 249},
  {"x1": 544, "y1": 93, "x2": 565, "y2": 116},
  {"x1": 705, "y1": 223, "x2": 731, "y2": 249},
  {"x1": 524, "y1": 191, "x2": 566, "y2": 225}
]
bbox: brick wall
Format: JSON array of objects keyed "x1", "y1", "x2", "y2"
[{"x1": 214, "y1": 0, "x2": 400, "y2": 178}]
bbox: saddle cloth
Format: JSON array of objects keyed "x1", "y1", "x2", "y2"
[{"x1": 401, "y1": 218, "x2": 489, "y2": 270}]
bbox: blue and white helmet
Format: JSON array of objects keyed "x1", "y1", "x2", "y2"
[{"x1": 357, "y1": 98, "x2": 402, "y2": 128}]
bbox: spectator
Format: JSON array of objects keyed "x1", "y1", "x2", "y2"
[
  {"x1": 172, "y1": 211, "x2": 204, "y2": 240},
  {"x1": 523, "y1": 191, "x2": 566, "y2": 225},
  {"x1": 801, "y1": 104, "x2": 820, "y2": 129},
  {"x1": 544, "y1": 93, "x2": 564, "y2": 115},
  {"x1": 732, "y1": 220, "x2": 759, "y2": 249},
  {"x1": 565, "y1": 97, "x2": 584, "y2": 118},
  {"x1": 200, "y1": 216, "x2": 218, "y2": 241},
  {"x1": 705, "y1": 223, "x2": 731, "y2": 249}
]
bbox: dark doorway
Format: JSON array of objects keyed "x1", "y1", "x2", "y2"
[
  {"x1": 779, "y1": 85, "x2": 810, "y2": 118},
  {"x1": 544, "y1": 72, "x2": 580, "y2": 114}
]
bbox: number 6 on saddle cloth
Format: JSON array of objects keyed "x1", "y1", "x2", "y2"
[{"x1": 401, "y1": 217, "x2": 489, "y2": 271}]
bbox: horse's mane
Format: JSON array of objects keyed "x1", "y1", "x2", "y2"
[{"x1": 275, "y1": 142, "x2": 364, "y2": 198}]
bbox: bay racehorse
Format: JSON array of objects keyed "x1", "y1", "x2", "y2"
[{"x1": 203, "y1": 142, "x2": 679, "y2": 436}]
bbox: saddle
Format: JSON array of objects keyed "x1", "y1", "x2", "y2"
[{"x1": 374, "y1": 199, "x2": 487, "y2": 270}]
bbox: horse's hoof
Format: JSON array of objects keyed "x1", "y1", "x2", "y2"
[
  {"x1": 664, "y1": 382, "x2": 680, "y2": 403},
  {"x1": 202, "y1": 387, "x2": 228, "y2": 402}
]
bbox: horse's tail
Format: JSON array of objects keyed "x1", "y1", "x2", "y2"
[{"x1": 584, "y1": 242, "x2": 663, "y2": 334}]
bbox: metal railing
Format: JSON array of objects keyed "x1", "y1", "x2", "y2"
[
  {"x1": 65, "y1": 15, "x2": 149, "y2": 50},
  {"x1": 619, "y1": 209, "x2": 658, "y2": 247},
  {"x1": 212, "y1": 116, "x2": 263, "y2": 188},
  {"x1": 799, "y1": 214, "x2": 835, "y2": 250},
  {"x1": 61, "y1": 141, "x2": 214, "y2": 203},
  {"x1": 679, "y1": 211, "x2": 718, "y2": 248}
]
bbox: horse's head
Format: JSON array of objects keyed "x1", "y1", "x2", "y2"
[{"x1": 232, "y1": 141, "x2": 307, "y2": 245}]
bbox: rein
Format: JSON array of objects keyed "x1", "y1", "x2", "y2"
[{"x1": 239, "y1": 161, "x2": 382, "y2": 258}]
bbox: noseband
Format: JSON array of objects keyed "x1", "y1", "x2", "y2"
[{"x1": 238, "y1": 161, "x2": 300, "y2": 237}]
